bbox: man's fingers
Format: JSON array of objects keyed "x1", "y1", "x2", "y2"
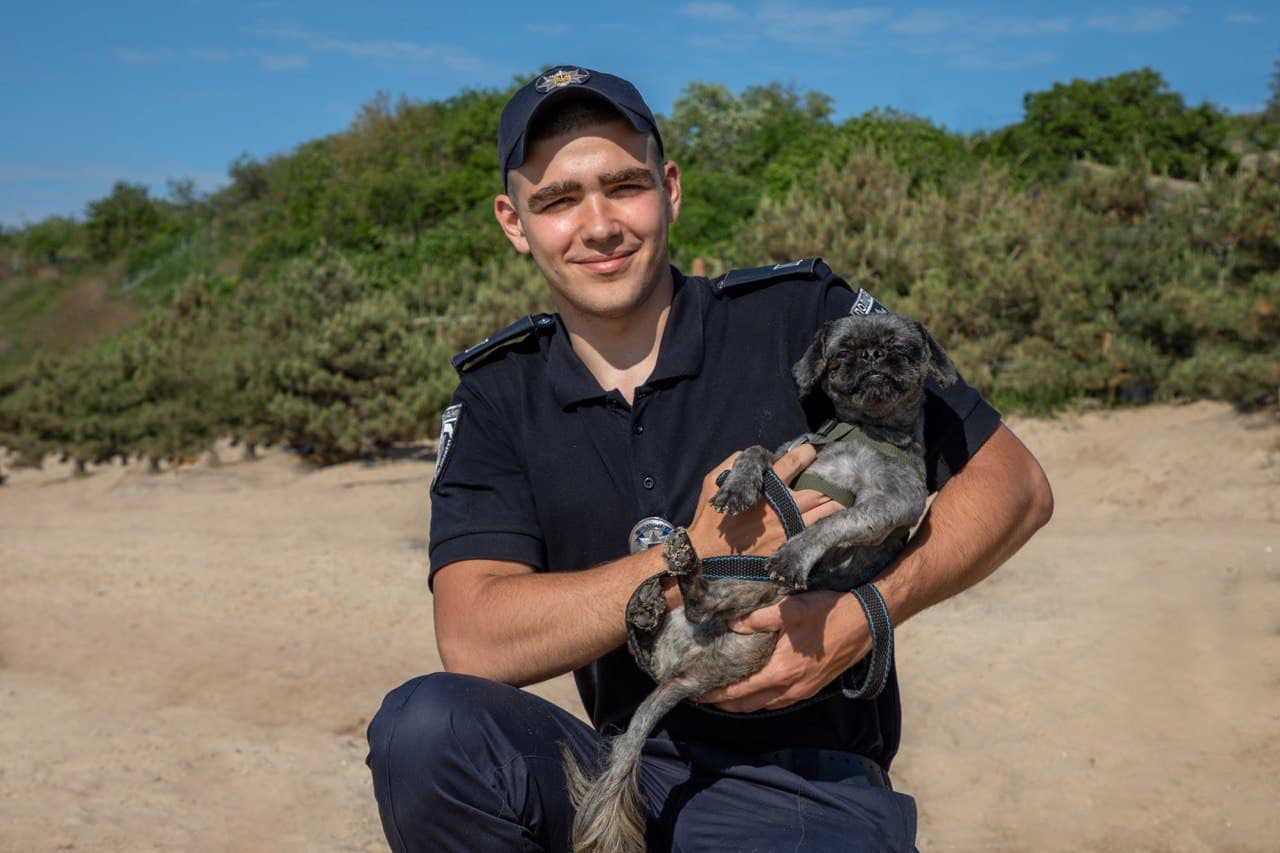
[
  {"x1": 770, "y1": 442, "x2": 817, "y2": 484},
  {"x1": 798, "y1": 495, "x2": 843, "y2": 525},
  {"x1": 728, "y1": 604, "x2": 783, "y2": 634},
  {"x1": 711, "y1": 686, "x2": 790, "y2": 714}
]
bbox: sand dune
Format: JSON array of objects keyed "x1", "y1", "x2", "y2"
[{"x1": 1, "y1": 401, "x2": 1277, "y2": 851}]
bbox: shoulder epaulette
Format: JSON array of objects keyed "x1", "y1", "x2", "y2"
[
  {"x1": 451, "y1": 313, "x2": 556, "y2": 374},
  {"x1": 709, "y1": 257, "x2": 824, "y2": 296}
]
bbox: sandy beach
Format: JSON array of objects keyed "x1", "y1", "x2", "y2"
[{"x1": 2, "y1": 400, "x2": 1277, "y2": 851}]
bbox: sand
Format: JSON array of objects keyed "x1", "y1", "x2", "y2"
[{"x1": 1, "y1": 401, "x2": 1277, "y2": 851}]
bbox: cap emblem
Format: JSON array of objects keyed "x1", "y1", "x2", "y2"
[{"x1": 536, "y1": 67, "x2": 590, "y2": 93}]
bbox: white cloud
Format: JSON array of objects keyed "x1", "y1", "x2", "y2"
[
  {"x1": 679, "y1": 2, "x2": 746, "y2": 22},
  {"x1": 244, "y1": 23, "x2": 491, "y2": 74},
  {"x1": 112, "y1": 48, "x2": 174, "y2": 64},
  {"x1": 950, "y1": 49, "x2": 1056, "y2": 70},
  {"x1": 526, "y1": 22, "x2": 570, "y2": 34},
  {"x1": 889, "y1": 10, "x2": 950, "y2": 36},
  {"x1": 259, "y1": 53, "x2": 307, "y2": 71},
  {"x1": 755, "y1": 2, "x2": 890, "y2": 45},
  {"x1": 977, "y1": 16, "x2": 1072, "y2": 36},
  {"x1": 889, "y1": 10, "x2": 1072, "y2": 37},
  {"x1": 1087, "y1": 5, "x2": 1191, "y2": 33},
  {"x1": 1224, "y1": 12, "x2": 1261, "y2": 24}
]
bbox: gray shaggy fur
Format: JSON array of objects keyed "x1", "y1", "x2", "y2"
[{"x1": 564, "y1": 313, "x2": 957, "y2": 852}]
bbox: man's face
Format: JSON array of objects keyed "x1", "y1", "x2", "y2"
[{"x1": 494, "y1": 118, "x2": 681, "y2": 325}]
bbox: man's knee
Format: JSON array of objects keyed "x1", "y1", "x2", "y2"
[{"x1": 366, "y1": 672, "x2": 499, "y2": 776}]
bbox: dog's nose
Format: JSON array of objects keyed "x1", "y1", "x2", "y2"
[{"x1": 860, "y1": 347, "x2": 885, "y2": 363}]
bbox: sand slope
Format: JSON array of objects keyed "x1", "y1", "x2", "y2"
[{"x1": 1, "y1": 401, "x2": 1277, "y2": 851}]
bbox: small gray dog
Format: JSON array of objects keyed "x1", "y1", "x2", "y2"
[{"x1": 564, "y1": 312, "x2": 958, "y2": 853}]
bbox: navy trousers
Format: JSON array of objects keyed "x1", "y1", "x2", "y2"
[{"x1": 366, "y1": 673, "x2": 916, "y2": 852}]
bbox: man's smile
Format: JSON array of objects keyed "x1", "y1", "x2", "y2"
[{"x1": 572, "y1": 248, "x2": 637, "y2": 275}]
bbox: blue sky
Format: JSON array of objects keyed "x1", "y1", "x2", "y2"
[{"x1": 1, "y1": 1, "x2": 1276, "y2": 227}]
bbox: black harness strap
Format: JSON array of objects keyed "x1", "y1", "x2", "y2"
[
  {"x1": 626, "y1": 456, "x2": 896, "y2": 709},
  {"x1": 702, "y1": 469, "x2": 803, "y2": 581},
  {"x1": 696, "y1": 468, "x2": 895, "y2": 702}
]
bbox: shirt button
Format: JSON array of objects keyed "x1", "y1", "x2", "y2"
[
  {"x1": 642, "y1": 476, "x2": 655, "y2": 490},
  {"x1": 633, "y1": 424, "x2": 645, "y2": 435}
]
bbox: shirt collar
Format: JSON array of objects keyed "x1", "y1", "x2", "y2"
[{"x1": 548, "y1": 266, "x2": 705, "y2": 409}]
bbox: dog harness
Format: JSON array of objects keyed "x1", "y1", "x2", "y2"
[{"x1": 627, "y1": 458, "x2": 897, "y2": 708}]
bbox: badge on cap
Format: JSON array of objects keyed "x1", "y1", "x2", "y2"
[
  {"x1": 629, "y1": 516, "x2": 674, "y2": 554},
  {"x1": 536, "y1": 67, "x2": 590, "y2": 93}
]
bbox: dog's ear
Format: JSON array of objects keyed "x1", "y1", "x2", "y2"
[
  {"x1": 917, "y1": 320, "x2": 958, "y2": 387},
  {"x1": 793, "y1": 322, "x2": 832, "y2": 397}
]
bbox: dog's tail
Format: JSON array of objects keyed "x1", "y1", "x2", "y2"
[{"x1": 562, "y1": 678, "x2": 694, "y2": 853}]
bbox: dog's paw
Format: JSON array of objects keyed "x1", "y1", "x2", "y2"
[
  {"x1": 662, "y1": 527, "x2": 698, "y2": 576},
  {"x1": 626, "y1": 577, "x2": 668, "y2": 634},
  {"x1": 766, "y1": 544, "x2": 812, "y2": 591},
  {"x1": 710, "y1": 482, "x2": 761, "y2": 515}
]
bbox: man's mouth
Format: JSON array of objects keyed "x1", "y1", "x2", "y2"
[{"x1": 574, "y1": 250, "x2": 636, "y2": 274}]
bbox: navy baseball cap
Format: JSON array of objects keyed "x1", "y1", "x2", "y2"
[{"x1": 498, "y1": 65, "x2": 664, "y2": 189}]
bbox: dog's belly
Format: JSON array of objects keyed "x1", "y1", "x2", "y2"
[{"x1": 651, "y1": 606, "x2": 779, "y2": 694}]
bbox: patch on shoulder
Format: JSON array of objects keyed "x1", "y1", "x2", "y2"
[
  {"x1": 711, "y1": 257, "x2": 823, "y2": 295},
  {"x1": 851, "y1": 288, "x2": 892, "y2": 316},
  {"x1": 431, "y1": 403, "x2": 463, "y2": 493}
]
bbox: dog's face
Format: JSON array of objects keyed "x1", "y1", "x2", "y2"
[{"x1": 793, "y1": 314, "x2": 957, "y2": 422}]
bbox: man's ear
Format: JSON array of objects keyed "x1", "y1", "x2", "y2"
[
  {"x1": 662, "y1": 160, "x2": 682, "y2": 223},
  {"x1": 792, "y1": 322, "x2": 832, "y2": 398},
  {"x1": 494, "y1": 193, "x2": 530, "y2": 254}
]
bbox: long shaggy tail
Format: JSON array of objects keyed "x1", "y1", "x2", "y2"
[{"x1": 562, "y1": 680, "x2": 693, "y2": 853}]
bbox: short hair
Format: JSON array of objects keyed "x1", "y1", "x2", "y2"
[{"x1": 524, "y1": 94, "x2": 661, "y2": 164}]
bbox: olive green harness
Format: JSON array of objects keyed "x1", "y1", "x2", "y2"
[{"x1": 790, "y1": 419, "x2": 925, "y2": 541}]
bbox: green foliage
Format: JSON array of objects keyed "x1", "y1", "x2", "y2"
[
  {"x1": 85, "y1": 181, "x2": 173, "y2": 261},
  {"x1": 726, "y1": 148, "x2": 1279, "y2": 410},
  {"x1": 980, "y1": 68, "x2": 1236, "y2": 183},
  {"x1": 3, "y1": 67, "x2": 1278, "y2": 472},
  {"x1": 12, "y1": 215, "x2": 85, "y2": 266},
  {"x1": 1268, "y1": 52, "x2": 1280, "y2": 120},
  {"x1": 268, "y1": 295, "x2": 452, "y2": 458},
  {"x1": 664, "y1": 81, "x2": 845, "y2": 258}
]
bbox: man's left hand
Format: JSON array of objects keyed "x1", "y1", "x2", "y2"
[{"x1": 695, "y1": 589, "x2": 872, "y2": 713}]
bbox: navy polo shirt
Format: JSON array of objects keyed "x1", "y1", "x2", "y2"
[{"x1": 429, "y1": 260, "x2": 1001, "y2": 767}]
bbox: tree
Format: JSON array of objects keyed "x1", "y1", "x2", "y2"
[
  {"x1": 1268, "y1": 50, "x2": 1280, "y2": 121},
  {"x1": 981, "y1": 68, "x2": 1235, "y2": 183},
  {"x1": 85, "y1": 181, "x2": 165, "y2": 260}
]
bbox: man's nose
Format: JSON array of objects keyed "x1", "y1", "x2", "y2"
[{"x1": 580, "y1": 193, "x2": 621, "y2": 242}]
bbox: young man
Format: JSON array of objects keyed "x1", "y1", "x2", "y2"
[{"x1": 367, "y1": 66, "x2": 1053, "y2": 852}]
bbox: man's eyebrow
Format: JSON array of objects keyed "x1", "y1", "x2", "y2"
[
  {"x1": 599, "y1": 167, "x2": 657, "y2": 186},
  {"x1": 526, "y1": 179, "x2": 582, "y2": 207}
]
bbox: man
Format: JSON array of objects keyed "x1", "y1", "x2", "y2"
[{"x1": 367, "y1": 66, "x2": 1052, "y2": 852}]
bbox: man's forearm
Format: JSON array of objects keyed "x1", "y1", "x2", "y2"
[
  {"x1": 433, "y1": 548, "x2": 668, "y2": 686},
  {"x1": 875, "y1": 423, "x2": 1054, "y2": 627}
]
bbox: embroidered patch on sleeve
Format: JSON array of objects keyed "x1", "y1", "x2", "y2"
[
  {"x1": 851, "y1": 288, "x2": 892, "y2": 316},
  {"x1": 431, "y1": 403, "x2": 463, "y2": 493}
]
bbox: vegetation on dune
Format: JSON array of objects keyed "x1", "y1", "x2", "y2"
[{"x1": 0, "y1": 65, "x2": 1277, "y2": 472}]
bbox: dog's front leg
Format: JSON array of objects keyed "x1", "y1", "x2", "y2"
[
  {"x1": 710, "y1": 445, "x2": 776, "y2": 514},
  {"x1": 767, "y1": 487, "x2": 924, "y2": 589}
]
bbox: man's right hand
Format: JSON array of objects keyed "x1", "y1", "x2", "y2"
[{"x1": 684, "y1": 443, "x2": 841, "y2": 562}]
